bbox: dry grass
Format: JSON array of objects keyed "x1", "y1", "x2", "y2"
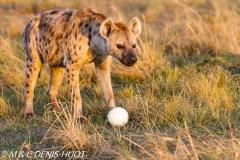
[
  {"x1": 0, "y1": 0, "x2": 240, "y2": 159},
  {"x1": 0, "y1": 96, "x2": 12, "y2": 117}
]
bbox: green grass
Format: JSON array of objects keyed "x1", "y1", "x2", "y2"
[{"x1": 0, "y1": 0, "x2": 240, "y2": 159}]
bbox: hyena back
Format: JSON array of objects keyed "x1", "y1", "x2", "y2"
[{"x1": 23, "y1": 8, "x2": 141, "y2": 121}]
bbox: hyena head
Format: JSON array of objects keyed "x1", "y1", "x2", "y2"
[{"x1": 100, "y1": 17, "x2": 141, "y2": 66}]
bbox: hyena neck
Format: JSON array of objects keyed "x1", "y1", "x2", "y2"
[
  {"x1": 89, "y1": 25, "x2": 109, "y2": 57},
  {"x1": 90, "y1": 28, "x2": 109, "y2": 56},
  {"x1": 76, "y1": 8, "x2": 110, "y2": 57}
]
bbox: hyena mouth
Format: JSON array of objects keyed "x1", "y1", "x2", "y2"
[{"x1": 112, "y1": 55, "x2": 135, "y2": 67}]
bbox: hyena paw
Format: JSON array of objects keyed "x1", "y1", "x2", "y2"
[
  {"x1": 52, "y1": 103, "x2": 62, "y2": 112},
  {"x1": 24, "y1": 112, "x2": 34, "y2": 119},
  {"x1": 76, "y1": 117, "x2": 87, "y2": 124}
]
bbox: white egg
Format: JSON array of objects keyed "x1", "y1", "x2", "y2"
[{"x1": 107, "y1": 107, "x2": 129, "y2": 127}]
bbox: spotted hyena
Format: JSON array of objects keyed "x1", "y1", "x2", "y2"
[{"x1": 22, "y1": 8, "x2": 141, "y2": 121}]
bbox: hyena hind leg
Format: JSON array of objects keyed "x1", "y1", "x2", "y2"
[
  {"x1": 66, "y1": 66, "x2": 84, "y2": 120},
  {"x1": 47, "y1": 67, "x2": 65, "y2": 111},
  {"x1": 24, "y1": 56, "x2": 42, "y2": 119}
]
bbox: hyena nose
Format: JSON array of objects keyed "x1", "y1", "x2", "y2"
[{"x1": 128, "y1": 56, "x2": 137, "y2": 64}]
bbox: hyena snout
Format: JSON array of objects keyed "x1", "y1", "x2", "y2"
[
  {"x1": 122, "y1": 53, "x2": 137, "y2": 66},
  {"x1": 127, "y1": 55, "x2": 137, "y2": 65}
]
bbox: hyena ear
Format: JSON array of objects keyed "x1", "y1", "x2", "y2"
[
  {"x1": 100, "y1": 18, "x2": 116, "y2": 39},
  {"x1": 128, "y1": 17, "x2": 141, "y2": 37}
]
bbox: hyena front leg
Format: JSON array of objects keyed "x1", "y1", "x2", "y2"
[
  {"x1": 24, "y1": 55, "x2": 42, "y2": 119},
  {"x1": 66, "y1": 65, "x2": 83, "y2": 121},
  {"x1": 95, "y1": 56, "x2": 115, "y2": 110},
  {"x1": 47, "y1": 67, "x2": 65, "y2": 111}
]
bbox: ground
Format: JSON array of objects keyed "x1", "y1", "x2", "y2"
[{"x1": 0, "y1": 0, "x2": 240, "y2": 159}]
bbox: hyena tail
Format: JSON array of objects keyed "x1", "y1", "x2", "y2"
[
  {"x1": 38, "y1": 69, "x2": 41, "y2": 78},
  {"x1": 22, "y1": 21, "x2": 42, "y2": 78},
  {"x1": 22, "y1": 23, "x2": 33, "y2": 62}
]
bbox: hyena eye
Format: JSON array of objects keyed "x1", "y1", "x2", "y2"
[
  {"x1": 117, "y1": 44, "x2": 124, "y2": 49},
  {"x1": 132, "y1": 44, "x2": 137, "y2": 48}
]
